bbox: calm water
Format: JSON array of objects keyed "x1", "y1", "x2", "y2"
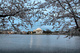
[{"x1": 0, "y1": 34, "x2": 80, "y2": 53}]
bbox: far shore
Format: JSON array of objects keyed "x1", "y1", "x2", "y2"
[{"x1": 0, "y1": 31, "x2": 80, "y2": 36}]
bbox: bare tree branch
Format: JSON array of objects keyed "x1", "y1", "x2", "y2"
[{"x1": 8, "y1": 16, "x2": 20, "y2": 32}]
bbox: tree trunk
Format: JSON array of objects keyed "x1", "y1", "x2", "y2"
[{"x1": 74, "y1": 17, "x2": 79, "y2": 28}]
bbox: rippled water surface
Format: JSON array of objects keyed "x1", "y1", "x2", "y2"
[{"x1": 0, "y1": 34, "x2": 80, "y2": 53}]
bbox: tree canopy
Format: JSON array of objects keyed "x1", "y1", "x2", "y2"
[
  {"x1": 42, "y1": 0, "x2": 80, "y2": 31},
  {"x1": 0, "y1": 0, "x2": 80, "y2": 32}
]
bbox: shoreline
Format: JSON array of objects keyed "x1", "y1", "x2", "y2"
[
  {"x1": 0, "y1": 33, "x2": 80, "y2": 36},
  {"x1": 0, "y1": 31, "x2": 80, "y2": 36}
]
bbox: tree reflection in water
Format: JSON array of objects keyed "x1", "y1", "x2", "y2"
[{"x1": 57, "y1": 35, "x2": 74, "y2": 40}]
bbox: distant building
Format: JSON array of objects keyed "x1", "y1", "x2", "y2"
[
  {"x1": 10, "y1": 31, "x2": 15, "y2": 34},
  {"x1": 36, "y1": 28, "x2": 43, "y2": 34},
  {"x1": 33, "y1": 30, "x2": 36, "y2": 33},
  {"x1": 22, "y1": 31, "x2": 27, "y2": 34}
]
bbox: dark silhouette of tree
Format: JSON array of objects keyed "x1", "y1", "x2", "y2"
[{"x1": 56, "y1": 0, "x2": 80, "y2": 28}]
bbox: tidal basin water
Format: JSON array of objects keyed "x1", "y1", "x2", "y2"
[{"x1": 0, "y1": 34, "x2": 80, "y2": 53}]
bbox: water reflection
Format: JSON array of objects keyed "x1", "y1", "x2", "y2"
[
  {"x1": 36, "y1": 35, "x2": 41, "y2": 48},
  {"x1": 30, "y1": 35, "x2": 33, "y2": 48},
  {"x1": 0, "y1": 34, "x2": 80, "y2": 53}
]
